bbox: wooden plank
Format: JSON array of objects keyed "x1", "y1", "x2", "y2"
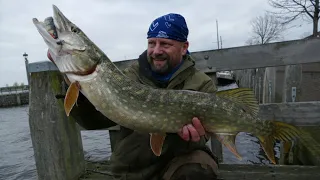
[
  {"x1": 279, "y1": 64, "x2": 302, "y2": 164},
  {"x1": 195, "y1": 37, "x2": 320, "y2": 71},
  {"x1": 28, "y1": 71, "x2": 85, "y2": 180},
  {"x1": 262, "y1": 67, "x2": 276, "y2": 104},
  {"x1": 81, "y1": 161, "x2": 320, "y2": 180},
  {"x1": 296, "y1": 126, "x2": 320, "y2": 166},
  {"x1": 282, "y1": 65, "x2": 302, "y2": 102},
  {"x1": 258, "y1": 102, "x2": 320, "y2": 126},
  {"x1": 209, "y1": 137, "x2": 223, "y2": 163},
  {"x1": 29, "y1": 38, "x2": 320, "y2": 74},
  {"x1": 29, "y1": 38, "x2": 320, "y2": 78},
  {"x1": 219, "y1": 164, "x2": 320, "y2": 179}
]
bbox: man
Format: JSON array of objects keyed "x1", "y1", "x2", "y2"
[{"x1": 67, "y1": 13, "x2": 219, "y2": 180}]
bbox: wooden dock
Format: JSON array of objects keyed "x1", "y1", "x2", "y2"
[
  {"x1": 79, "y1": 161, "x2": 320, "y2": 180},
  {"x1": 27, "y1": 37, "x2": 320, "y2": 180}
]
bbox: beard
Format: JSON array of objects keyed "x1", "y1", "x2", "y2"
[{"x1": 148, "y1": 54, "x2": 174, "y2": 74}]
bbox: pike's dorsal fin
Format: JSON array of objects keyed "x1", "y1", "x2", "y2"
[
  {"x1": 150, "y1": 133, "x2": 166, "y2": 156},
  {"x1": 215, "y1": 133, "x2": 242, "y2": 160},
  {"x1": 217, "y1": 88, "x2": 259, "y2": 117},
  {"x1": 64, "y1": 82, "x2": 80, "y2": 117}
]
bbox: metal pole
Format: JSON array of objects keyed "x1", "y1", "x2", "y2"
[
  {"x1": 23, "y1": 52, "x2": 30, "y2": 85},
  {"x1": 216, "y1": 20, "x2": 219, "y2": 49}
]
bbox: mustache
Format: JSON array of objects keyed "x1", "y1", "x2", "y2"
[{"x1": 150, "y1": 54, "x2": 168, "y2": 61}]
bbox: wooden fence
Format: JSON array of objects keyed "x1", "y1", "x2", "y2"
[{"x1": 27, "y1": 37, "x2": 320, "y2": 180}]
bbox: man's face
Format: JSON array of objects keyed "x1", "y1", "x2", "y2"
[{"x1": 147, "y1": 38, "x2": 189, "y2": 74}]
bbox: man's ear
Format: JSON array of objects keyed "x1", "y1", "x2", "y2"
[{"x1": 182, "y1": 41, "x2": 189, "y2": 55}]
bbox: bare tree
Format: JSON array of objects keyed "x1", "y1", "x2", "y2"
[
  {"x1": 247, "y1": 13, "x2": 285, "y2": 45},
  {"x1": 268, "y1": 0, "x2": 320, "y2": 36},
  {"x1": 242, "y1": 13, "x2": 285, "y2": 104}
]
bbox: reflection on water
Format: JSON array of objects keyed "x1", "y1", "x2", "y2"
[{"x1": 0, "y1": 105, "x2": 278, "y2": 180}]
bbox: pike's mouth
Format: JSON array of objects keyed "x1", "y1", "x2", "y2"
[{"x1": 33, "y1": 6, "x2": 97, "y2": 78}]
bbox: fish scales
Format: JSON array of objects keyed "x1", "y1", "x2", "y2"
[{"x1": 81, "y1": 59, "x2": 263, "y2": 134}]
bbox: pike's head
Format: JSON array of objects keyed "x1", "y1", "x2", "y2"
[{"x1": 33, "y1": 5, "x2": 102, "y2": 81}]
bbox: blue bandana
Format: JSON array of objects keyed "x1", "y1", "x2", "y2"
[{"x1": 147, "y1": 13, "x2": 189, "y2": 42}]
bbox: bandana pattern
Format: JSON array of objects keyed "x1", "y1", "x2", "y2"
[{"x1": 147, "y1": 13, "x2": 189, "y2": 42}]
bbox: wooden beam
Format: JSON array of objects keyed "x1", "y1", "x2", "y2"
[
  {"x1": 194, "y1": 37, "x2": 320, "y2": 71},
  {"x1": 258, "y1": 102, "x2": 320, "y2": 126},
  {"x1": 218, "y1": 164, "x2": 320, "y2": 180},
  {"x1": 82, "y1": 161, "x2": 320, "y2": 180},
  {"x1": 279, "y1": 65, "x2": 302, "y2": 164},
  {"x1": 296, "y1": 126, "x2": 320, "y2": 166},
  {"x1": 262, "y1": 67, "x2": 276, "y2": 103},
  {"x1": 282, "y1": 65, "x2": 302, "y2": 102},
  {"x1": 28, "y1": 71, "x2": 85, "y2": 180},
  {"x1": 29, "y1": 37, "x2": 320, "y2": 74}
]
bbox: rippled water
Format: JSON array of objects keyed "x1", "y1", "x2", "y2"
[{"x1": 0, "y1": 105, "x2": 278, "y2": 180}]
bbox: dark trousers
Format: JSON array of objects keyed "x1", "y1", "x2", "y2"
[{"x1": 161, "y1": 150, "x2": 218, "y2": 180}]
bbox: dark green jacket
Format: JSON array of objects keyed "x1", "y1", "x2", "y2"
[{"x1": 69, "y1": 50, "x2": 217, "y2": 180}]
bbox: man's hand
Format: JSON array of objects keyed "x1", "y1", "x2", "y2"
[{"x1": 178, "y1": 117, "x2": 206, "y2": 142}]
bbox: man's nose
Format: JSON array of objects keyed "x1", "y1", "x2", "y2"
[{"x1": 153, "y1": 43, "x2": 163, "y2": 55}]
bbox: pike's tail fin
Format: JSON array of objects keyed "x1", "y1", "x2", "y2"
[{"x1": 257, "y1": 121, "x2": 301, "y2": 164}]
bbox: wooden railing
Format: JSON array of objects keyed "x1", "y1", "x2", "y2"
[{"x1": 27, "y1": 36, "x2": 320, "y2": 179}]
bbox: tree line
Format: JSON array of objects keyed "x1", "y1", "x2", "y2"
[
  {"x1": 5, "y1": 82, "x2": 26, "y2": 88},
  {"x1": 247, "y1": 0, "x2": 319, "y2": 45}
]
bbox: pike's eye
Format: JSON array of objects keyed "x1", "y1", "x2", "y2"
[{"x1": 71, "y1": 26, "x2": 79, "y2": 33}]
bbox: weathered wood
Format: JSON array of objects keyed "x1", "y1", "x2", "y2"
[
  {"x1": 263, "y1": 67, "x2": 276, "y2": 104},
  {"x1": 29, "y1": 71, "x2": 85, "y2": 180},
  {"x1": 201, "y1": 37, "x2": 320, "y2": 71},
  {"x1": 282, "y1": 65, "x2": 302, "y2": 102},
  {"x1": 296, "y1": 126, "x2": 320, "y2": 166},
  {"x1": 28, "y1": 60, "x2": 58, "y2": 72},
  {"x1": 258, "y1": 102, "x2": 320, "y2": 126},
  {"x1": 209, "y1": 137, "x2": 223, "y2": 163},
  {"x1": 28, "y1": 38, "x2": 320, "y2": 76},
  {"x1": 280, "y1": 64, "x2": 302, "y2": 164},
  {"x1": 81, "y1": 161, "x2": 320, "y2": 180},
  {"x1": 234, "y1": 69, "x2": 255, "y2": 89}
]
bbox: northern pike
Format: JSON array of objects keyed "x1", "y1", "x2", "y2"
[{"x1": 32, "y1": 5, "x2": 300, "y2": 164}]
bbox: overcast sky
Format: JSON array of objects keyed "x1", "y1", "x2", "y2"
[{"x1": 0, "y1": 0, "x2": 314, "y2": 86}]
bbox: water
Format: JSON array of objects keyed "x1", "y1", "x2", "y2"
[{"x1": 0, "y1": 105, "x2": 278, "y2": 180}]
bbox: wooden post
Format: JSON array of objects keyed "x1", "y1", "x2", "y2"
[
  {"x1": 28, "y1": 62, "x2": 85, "y2": 180},
  {"x1": 279, "y1": 64, "x2": 302, "y2": 165},
  {"x1": 282, "y1": 65, "x2": 302, "y2": 103},
  {"x1": 263, "y1": 67, "x2": 276, "y2": 104},
  {"x1": 210, "y1": 137, "x2": 223, "y2": 163}
]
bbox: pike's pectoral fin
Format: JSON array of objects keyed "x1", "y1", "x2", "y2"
[
  {"x1": 150, "y1": 133, "x2": 166, "y2": 156},
  {"x1": 216, "y1": 88, "x2": 259, "y2": 117},
  {"x1": 64, "y1": 82, "x2": 80, "y2": 117},
  {"x1": 257, "y1": 121, "x2": 301, "y2": 164},
  {"x1": 215, "y1": 133, "x2": 242, "y2": 160}
]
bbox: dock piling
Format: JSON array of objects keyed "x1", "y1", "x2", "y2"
[{"x1": 28, "y1": 62, "x2": 85, "y2": 180}]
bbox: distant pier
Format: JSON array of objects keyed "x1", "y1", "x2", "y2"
[{"x1": 0, "y1": 86, "x2": 29, "y2": 107}]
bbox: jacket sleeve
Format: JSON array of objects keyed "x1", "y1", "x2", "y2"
[{"x1": 199, "y1": 77, "x2": 218, "y2": 94}]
